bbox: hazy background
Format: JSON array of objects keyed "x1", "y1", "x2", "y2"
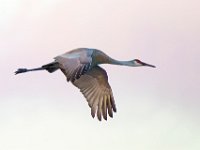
[{"x1": 0, "y1": 0, "x2": 200, "y2": 150}]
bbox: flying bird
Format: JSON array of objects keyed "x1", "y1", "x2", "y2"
[{"x1": 15, "y1": 48, "x2": 155, "y2": 121}]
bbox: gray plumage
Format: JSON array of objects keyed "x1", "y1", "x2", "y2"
[{"x1": 15, "y1": 48, "x2": 155, "y2": 121}]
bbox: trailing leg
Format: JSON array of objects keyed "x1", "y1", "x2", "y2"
[{"x1": 15, "y1": 61, "x2": 59, "y2": 75}]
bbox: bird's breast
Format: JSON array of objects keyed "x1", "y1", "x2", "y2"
[{"x1": 92, "y1": 50, "x2": 110, "y2": 65}]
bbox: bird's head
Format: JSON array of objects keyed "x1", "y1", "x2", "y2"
[{"x1": 131, "y1": 59, "x2": 156, "y2": 68}]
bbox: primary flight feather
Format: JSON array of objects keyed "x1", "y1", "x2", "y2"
[{"x1": 15, "y1": 48, "x2": 155, "y2": 121}]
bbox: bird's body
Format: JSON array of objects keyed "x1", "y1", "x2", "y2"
[{"x1": 15, "y1": 48, "x2": 155, "y2": 121}]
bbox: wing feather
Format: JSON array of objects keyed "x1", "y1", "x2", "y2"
[
  {"x1": 110, "y1": 92, "x2": 117, "y2": 112},
  {"x1": 102, "y1": 97, "x2": 107, "y2": 120},
  {"x1": 107, "y1": 95, "x2": 113, "y2": 118},
  {"x1": 91, "y1": 90, "x2": 101, "y2": 118},
  {"x1": 97, "y1": 96, "x2": 103, "y2": 121},
  {"x1": 73, "y1": 66, "x2": 117, "y2": 121}
]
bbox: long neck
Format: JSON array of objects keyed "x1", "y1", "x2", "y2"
[{"x1": 108, "y1": 58, "x2": 136, "y2": 67}]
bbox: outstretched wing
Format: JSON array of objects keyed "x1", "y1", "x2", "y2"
[
  {"x1": 73, "y1": 66, "x2": 117, "y2": 121},
  {"x1": 55, "y1": 48, "x2": 93, "y2": 82}
]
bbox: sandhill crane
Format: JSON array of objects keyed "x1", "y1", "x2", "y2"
[{"x1": 15, "y1": 48, "x2": 155, "y2": 121}]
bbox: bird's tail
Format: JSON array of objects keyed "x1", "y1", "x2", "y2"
[{"x1": 15, "y1": 61, "x2": 59, "y2": 75}]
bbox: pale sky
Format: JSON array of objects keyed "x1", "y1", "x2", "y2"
[{"x1": 0, "y1": 0, "x2": 200, "y2": 150}]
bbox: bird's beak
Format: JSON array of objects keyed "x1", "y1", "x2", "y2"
[{"x1": 141, "y1": 62, "x2": 156, "y2": 68}]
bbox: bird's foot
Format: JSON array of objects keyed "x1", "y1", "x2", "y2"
[{"x1": 15, "y1": 68, "x2": 28, "y2": 75}]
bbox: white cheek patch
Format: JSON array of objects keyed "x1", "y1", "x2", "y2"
[{"x1": 135, "y1": 61, "x2": 142, "y2": 66}]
